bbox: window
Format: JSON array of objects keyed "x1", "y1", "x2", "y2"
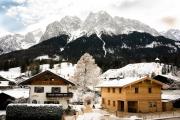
[
  {"x1": 148, "y1": 87, "x2": 152, "y2": 93},
  {"x1": 108, "y1": 88, "x2": 110, "y2": 93},
  {"x1": 149, "y1": 102, "x2": 156, "y2": 107},
  {"x1": 32, "y1": 100, "x2": 37, "y2": 104},
  {"x1": 119, "y1": 88, "x2": 122, "y2": 93},
  {"x1": 67, "y1": 100, "x2": 70, "y2": 104},
  {"x1": 34, "y1": 87, "x2": 44, "y2": 93},
  {"x1": 112, "y1": 88, "x2": 115, "y2": 93},
  {"x1": 113, "y1": 101, "x2": 116, "y2": 107},
  {"x1": 102, "y1": 98, "x2": 105, "y2": 104},
  {"x1": 52, "y1": 87, "x2": 61, "y2": 93},
  {"x1": 108, "y1": 100, "x2": 110, "y2": 105},
  {"x1": 44, "y1": 101, "x2": 59, "y2": 104},
  {"x1": 135, "y1": 87, "x2": 139, "y2": 93}
]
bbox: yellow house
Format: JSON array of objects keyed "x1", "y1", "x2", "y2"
[{"x1": 98, "y1": 76, "x2": 173, "y2": 113}]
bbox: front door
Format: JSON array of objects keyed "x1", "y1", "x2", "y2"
[
  {"x1": 128, "y1": 101, "x2": 138, "y2": 113},
  {"x1": 149, "y1": 102, "x2": 157, "y2": 112},
  {"x1": 118, "y1": 101, "x2": 124, "y2": 111}
]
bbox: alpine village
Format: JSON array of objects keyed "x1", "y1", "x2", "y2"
[{"x1": 1, "y1": 10, "x2": 180, "y2": 120}]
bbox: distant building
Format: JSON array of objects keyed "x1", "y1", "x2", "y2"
[
  {"x1": 155, "y1": 57, "x2": 160, "y2": 63},
  {"x1": 0, "y1": 76, "x2": 16, "y2": 89},
  {"x1": 0, "y1": 88, "x2": 29, "y2": 110},
  {"x1": 19, "y1": 70, "x2": 75, "y2": 108},
  {"x1": 97, "y1": 76, "x2": 173, "y2": 113},
  {"x1": 153, "y1": 75, "x2": 180, "y2": 89},
  {"x1": 162, "y1": 90, "x2": 180, "y2": 108}
]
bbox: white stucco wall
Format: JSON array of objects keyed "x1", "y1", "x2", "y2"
[
  {"x1": 0, "y1": 81, "x2": 9, "y2": 86},
  {"x1": 29, "y1": 85, "x2": 70, "y2": 108}
]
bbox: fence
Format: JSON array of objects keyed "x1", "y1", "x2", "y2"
[{"x1": 110, "y1": 109, "x2": 180, "y2": 120}]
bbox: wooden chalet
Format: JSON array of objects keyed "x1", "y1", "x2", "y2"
[{"x1": 97, "y1": 76, "x2": 173, "y2": 113}]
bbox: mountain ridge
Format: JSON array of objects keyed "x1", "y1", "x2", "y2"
[
  {"x1": 1, "y1": 11, "x2": 180, "y2": 55},
  {"x1": 41, "y1": 11, "x2": 160, "y2": 42},
  {"x1": 0, "y1": 31, "x2": 179, "y2": 72}
]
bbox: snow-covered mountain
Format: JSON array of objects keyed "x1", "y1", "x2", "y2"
[
  {"x1": 0, "y1": 29, "x2": 43, "y2": 54},
  {"x1": 41, "y1": 11, "x2": 160, "y2": 41},
  {"x1": 40, "y1": 16, "x2": 82, "y2": 42},
  {"x1": 0, "y1": 34, "x2": 24, "y2": 54},
  {"x1": 21, "y1": 29, "x2": 43, "y2": 49},
  {"x1": 161, "y1": 29, "x2": 180, "y2": 41}
]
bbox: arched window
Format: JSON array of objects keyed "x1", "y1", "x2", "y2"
[{"x1": 32, "y1": 100, "x2": 37, "y2": 104}]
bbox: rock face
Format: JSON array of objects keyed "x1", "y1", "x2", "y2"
[
  {"x1": 40, "y1": 11, "x2": 160, "y2": 42},
  {"x1": 40, "y1": 16, "x2": 82, "y2": 42},
  {"x1": 0, "y1": 34, "x2": 24, "y2": 54},
  {"x1": 0, "y1": 29, "x2": 43, "y2": 54}
]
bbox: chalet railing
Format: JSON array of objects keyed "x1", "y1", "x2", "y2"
[{"x1": 46, "y1": 92, "x2": 73, "y2": 98}]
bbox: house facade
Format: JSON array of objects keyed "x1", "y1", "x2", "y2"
[
  {"x1": 0, "y1": 76, "x2": 16, "y2": 89},
  {"x1": 98, "y1": 76, "x2": 173, "y2": 113},
  {"x1": 19, "y1": 70, "x2": 75, "y2": 108}
]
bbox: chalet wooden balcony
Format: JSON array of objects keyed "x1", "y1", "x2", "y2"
[{"x1": 46, "y1": 92, "x2": 73, "y2": 98}]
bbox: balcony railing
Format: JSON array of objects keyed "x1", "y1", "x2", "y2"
[{"x1": 46, "y1": 92, "x2": 73, "y2": 98}]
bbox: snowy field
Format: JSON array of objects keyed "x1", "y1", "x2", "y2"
[
  {"x1": 102, "y1": 62, "x2": 163, "y2": 79},
  {"x1": 0, "y1": 111, "x2": 5, "y2": 116},
  {"x1": 0, "y1": 62, "x2": 75, "y2": 81}
]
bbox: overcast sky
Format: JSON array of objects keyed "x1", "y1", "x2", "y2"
[{"x1": 0, "y1": 0, "x2": 180, "y2": 35}]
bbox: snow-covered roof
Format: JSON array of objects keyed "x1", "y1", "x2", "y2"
[
  {"x1": 0, "y1": 84, "x2": 10, "y2": 87},
  {"x1": 160, "y1": 74, "x2": 180, "y2": 82},
  {"x1": 0, "y1": 67, "x2": 21, "y2": 81},
  {"x1": 0, "y1": 76, "x2": 10, "y2": 81},
  {"x1": 161, "y1": 90, "x2": 180, "y2": 101},
  {"x1": 8, "y1": 103, "x2": 62, "y2": 107},
  {"x1": 97, "y1": 76, "x2": 163, "y2": 88},
  {"x1": 2, "y1": 88, "x2": 29, "y2": 99},
  {"x1": 87, "y1": 86, "x2": 100, "y2": 91},
  {"x1": 0, "y1": 76, "x2": 16, "y2": 86},
  {"x1": 155, "y1": 57, "x2": 160, "y2": 61}
]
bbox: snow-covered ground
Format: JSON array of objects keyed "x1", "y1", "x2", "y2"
[
  {"x1": 162, "y1": 90, "x2": 180, "y2": 101},
  {"x1": 35, "y1": 55, "x2": 60, "y2": 61},
  {"x1": 0, "y1": 111, "x2": 5, "y2": 116},
  {"x1": 0, "y1": 62, "x2": 75, "y2": 82},
  {"x1": 0, "y1": 67, "x2": 21, "y2": 81},
  {"x1": 67, "y1": 104, "x2": 122, "y2": 120},
  {"x1": 102, "y1": 62, "x2": 164, "y2": 79},
  {"x1": 39, "y1": 63, "x2": 75, "y2": 79}
]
